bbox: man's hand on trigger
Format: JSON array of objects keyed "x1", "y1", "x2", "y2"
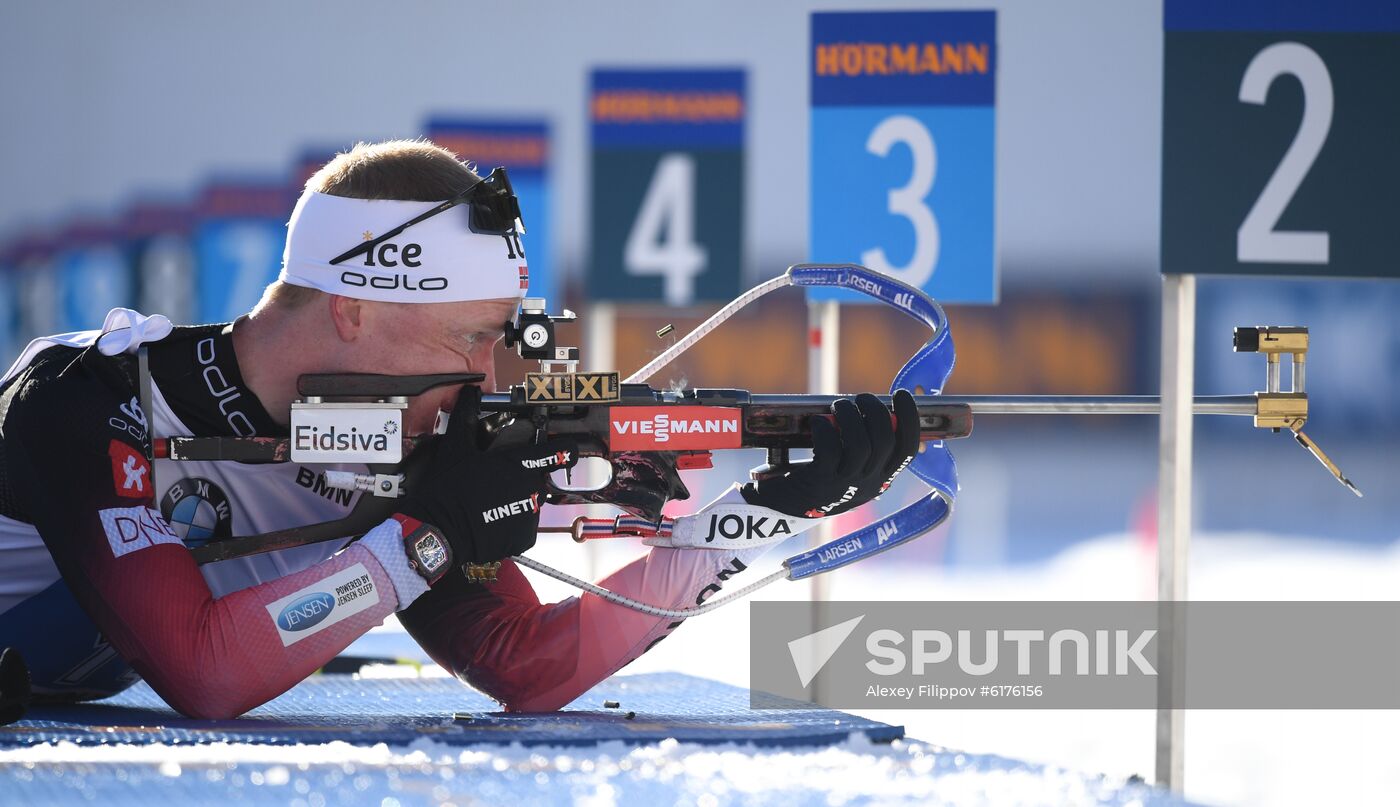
[
  {"x1": 740, "y1": 389, "x2": 920, "y2": 518},
  {"x1": 394, "y1": 387, "x2": 578, "y2": 584}
]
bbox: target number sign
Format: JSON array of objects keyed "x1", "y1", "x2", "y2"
[
  {"x1": 588, "y1": 69, "x2": 745, "y2": 307},
  {"x1": 193, "y1": 183, "x2": 293, "y2": 323},
  {"x1": 809, "y1": 10, "x2": 998, "y2": 304},
  {"x1": 1163, "y1": 1, "x2": 1400, "y2": 278},
  {"x1": 427, "y1": 119, "x2": 555, "y2": 305}
]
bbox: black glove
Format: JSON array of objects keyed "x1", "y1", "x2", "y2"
[
  {"x1": 395, "y1": 387, "x2": 578, "y2": 583},
  {"x1": 741, "y1": 389, "x2": 920, "y2": 518}
]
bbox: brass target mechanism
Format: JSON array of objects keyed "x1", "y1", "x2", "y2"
[
  {"x1": 464, "y1": 562, "x2": 502, "y2": 583},
  {"x1": 1234, "y1": 326, "x2": 1360, "y2": 497}
]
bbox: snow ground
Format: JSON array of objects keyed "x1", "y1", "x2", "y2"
[
  {"x1": 3, "y1": 528, "x2": 1392, "y2": 806},
  {"x1": 0, "y1": 735, "x2": 1183, "y2": 807},
  {"x1": 451, "y1": 526, "x2": 1400, "y2": 807}
]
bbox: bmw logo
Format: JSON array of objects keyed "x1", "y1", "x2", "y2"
[{"x1": 159, "y1": 477, "x2": 233, "y2": 548}]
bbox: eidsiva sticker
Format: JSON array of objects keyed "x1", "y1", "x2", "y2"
[
  {"x1": 608, "y1": 407, "x2": 742, "y2": 450},
  {"x1": 290, "y1": 406, "x2": 402, "y2": 464},
  {"x1": 265, "y1": 563, "x2": 380, "y2": 647},
  {"x1": 108, "y1": 440, "x2": 151, "y2": 499}
]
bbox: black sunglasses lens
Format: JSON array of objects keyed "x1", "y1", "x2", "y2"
[
  {"x1": 489, "y1": 166, "x2": 513, "y2": 194},
  {"x1": 461, "y1": 169, "x2": 523, "y2": 234}
]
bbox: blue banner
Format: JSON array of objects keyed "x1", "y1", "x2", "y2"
[
  {"x1": 125, "y1": 198, "x2": 195, "y2": 324},
  {"x1": 0, "y1": 249, "x2": 19, "y2": 361},
  {"x1": 54, "y1": 218, "x2": 133, "y2": 333},
  {"x1": 811, "y1": 11, "x2": 996, "y2": 107},
  {"x1": 1166, "y1": 0, "x2": 1400, "y2": 32},
  {"x1": 7, "y1": 234, "x2": 59, "y2": 343},
  {"x1": 591, "y1": 70, "x2": 744, "y2": 150},
  {"x1": 426, "y1": 118, "x2": 555, "y2": 307},
  {"x1": 192, "y1": 180, "x2": 293, "y2": 324},
  {"x1": 809, "y1": 10, "x2": 997, "y2": 305}
]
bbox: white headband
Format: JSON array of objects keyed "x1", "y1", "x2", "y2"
[{"x1": 279, "y1": 190, "x2": 528, "y2": 303}]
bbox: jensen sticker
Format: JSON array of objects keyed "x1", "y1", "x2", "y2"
[{"x1": 265, "y1": 563, "x2": 380, "y2": 646}]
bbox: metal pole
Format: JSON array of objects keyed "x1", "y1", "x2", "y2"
[
  {"x1": 809, "y1": 301, "x2": 841, "y2": 606},
  {"x1": 807, "y1": 300, "x2": 840, "y2": 704},
  {"x1": 948, "y1": 395, "x2": 1251, "y2": 415},
  {"x1": 584, "y1": 303, "x2": 617, "y2": 583},
  {"x1": 1156, "y1": 273, "x2": 1194, "y2": 792},
  {"x1": 809, "y1": 306, "x2": 843, "y2": 580}
]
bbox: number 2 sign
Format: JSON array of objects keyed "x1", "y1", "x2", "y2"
[
  {"x1": 1163, "y1": 1, "x2": 1400, "y2": 279},
  {"x1": 809, "y1": 10, "x2": 998, "y2": 304}
]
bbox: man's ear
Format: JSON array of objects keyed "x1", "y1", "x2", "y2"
[{"x1": 328, "y1": 294, "x2": 364, "y2": 342}]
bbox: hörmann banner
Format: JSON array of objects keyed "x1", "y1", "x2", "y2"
[{"x1": 809, "y1": 10, "x2": 998, "y2": 304}]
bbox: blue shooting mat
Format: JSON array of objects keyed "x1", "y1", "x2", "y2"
[
  {"x1": 0, "y1": 672, "x2": 1181, "y2": 807},
  {"x1": 2, "y1": 672, "x2": 901, "y2": 749}
]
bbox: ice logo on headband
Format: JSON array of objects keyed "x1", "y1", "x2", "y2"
[{"x1": 339, "y1": 239, "x2": 449, "y2": 293}]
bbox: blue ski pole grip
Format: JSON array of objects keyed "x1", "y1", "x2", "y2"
[
  {"x1": 788, "y1": 264, "x2": 945, "y2": 332},
  {"x1": 781, "y1": 264, "x2": 961, "y2": 578},
  {"x1": 784, "y1": 493, "x2": 953, "y2": 580},
  {"x1": 785, "y1": 264, "x2": 959, "y2": 495}
]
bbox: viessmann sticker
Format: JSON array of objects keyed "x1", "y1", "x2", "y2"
[{"x1": 608, "y1": 407, "x2": 743, "y2": 450}]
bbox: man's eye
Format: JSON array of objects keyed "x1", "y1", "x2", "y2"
[{"x1": 465, "y1": 331, "x2": 503, "y2": 346}]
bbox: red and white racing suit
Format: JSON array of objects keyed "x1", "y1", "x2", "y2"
[{"x1": 0, "y1": 317, "x2": 785, "y2": 718}]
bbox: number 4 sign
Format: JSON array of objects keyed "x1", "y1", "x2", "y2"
[
  {"x1": 588, "y1": 69, "x2": 745, "y2": 307},
  {"x1": 624, "y1": 154, "x2": 708, "y2": 306},
  {"x1": 809, "y1": 10, "x2": 998, "y2": 304}
]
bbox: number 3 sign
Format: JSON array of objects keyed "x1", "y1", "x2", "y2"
[{"x1": 809, "y1": 10, "x2": 998, "y2": 304}]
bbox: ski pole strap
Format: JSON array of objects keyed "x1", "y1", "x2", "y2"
[
  {"x1": 780, "y1": 264, "x2": 960, "y2": 579},
  {"x1": 574, "y1": 515, "x2": 674, "y2": 541},
  {"x1": 783, "y1": 492, "x2": 952, "y2": 580}
]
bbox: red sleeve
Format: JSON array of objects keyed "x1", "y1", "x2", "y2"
[
  {"x1": 8, "y1": 356, "x2": 401, "y2": 719},
  {"x1": 399, "y1": 546, "x2": 751, "y2": 712}
]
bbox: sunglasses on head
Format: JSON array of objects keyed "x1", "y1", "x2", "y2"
[{"x1": 328, "y1": 166, "x2": 525, "y2": 266}]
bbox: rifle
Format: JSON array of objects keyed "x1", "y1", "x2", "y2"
[
  {"x1": 157, "y1": 264, "x2": 1356, "y2": 610},
  {"x1": 157, "y1": 266, "x2": 973, "y2": 572},
  {"x1": 160, "y1": 374, "x2": 974, "y2": 563}
]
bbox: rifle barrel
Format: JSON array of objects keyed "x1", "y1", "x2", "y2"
[
  {"x1": 479, "y1": 392, "x2": 1259, "y2": 417},
  {"x1": 931, "y1": 394, "x2": 1255, "y2": 416},
  {"x1": 743, "y1": 394, "x2": 1257, "y2": 417}
]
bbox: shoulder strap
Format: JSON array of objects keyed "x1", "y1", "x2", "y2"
[{"x1": 138, "y1": 346, "x2": 155, "y2": 490}]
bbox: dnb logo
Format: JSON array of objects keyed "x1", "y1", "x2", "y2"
[{"x1": 159, "y1": 477, "x2": 233, "y2": 548}]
